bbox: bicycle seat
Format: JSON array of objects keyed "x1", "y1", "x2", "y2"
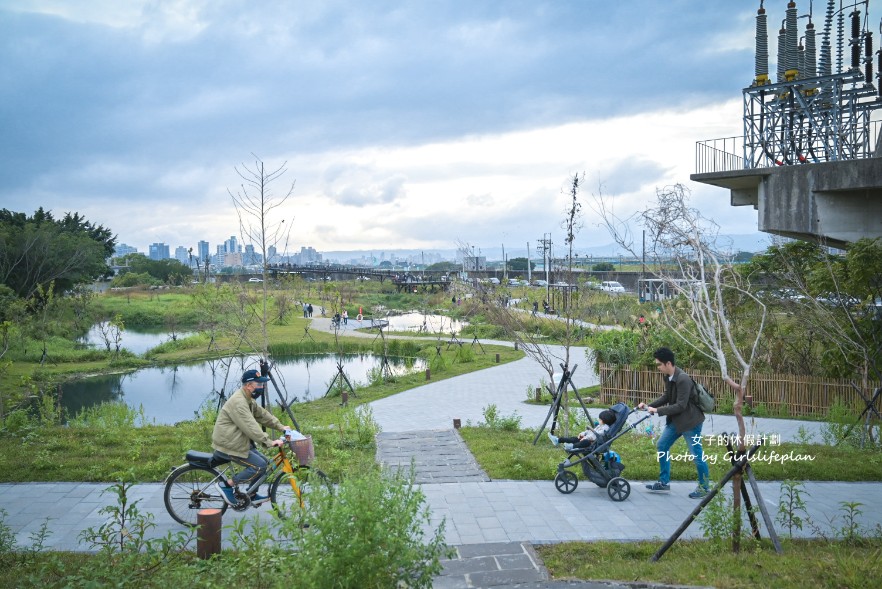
[{"x1": 186, "y1": 450, "x2": 231, "y2": 468}]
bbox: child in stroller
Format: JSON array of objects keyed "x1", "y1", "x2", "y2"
[
  {"x1": 547, "y1": 409, "x2": 616, "y2": 452},
  {"x1": 551, "y1": 402, "x2": 651, "y2": 501}
]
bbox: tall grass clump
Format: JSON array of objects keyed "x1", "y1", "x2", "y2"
[{"x1": 280, "y1": 468, "x2": 453, "y2": 588}]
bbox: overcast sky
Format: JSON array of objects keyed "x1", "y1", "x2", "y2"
[{"x1": 1, "y1": 1, "x2": 776, "y2": 256}]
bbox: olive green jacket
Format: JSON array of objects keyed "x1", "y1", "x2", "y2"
[
  {"x1": 211, "y1": 388, "x2": 285, "y2": 458},
  {"x1": 649, "y1": 367, "x2": 704, "y2": 434}
]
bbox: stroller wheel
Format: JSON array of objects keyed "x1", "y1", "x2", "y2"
[
  {"x1": 554, "y1": 471, "x2": 578, "y2": 494},
  {"x1": 607, "y1": 477, "x2": 630, "y2": 502}
]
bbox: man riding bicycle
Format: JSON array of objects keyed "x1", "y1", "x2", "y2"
[{"x1": 212, "y1": 368, "x2": 294, "y2": 505}]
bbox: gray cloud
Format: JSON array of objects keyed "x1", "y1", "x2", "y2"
[{"x1": 0, "y1": 1, "x2": 761, "y2": 251}]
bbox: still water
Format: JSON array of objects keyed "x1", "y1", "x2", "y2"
[
  {"x1": 78, "y1": 325, "x2": 193, "y2": 356},
  {"x1": 381, "y1": 312, "x2": 468, "y2": 334},
  {"x1": 60, "y1": 353, "x2": 426, "y2": 425}
]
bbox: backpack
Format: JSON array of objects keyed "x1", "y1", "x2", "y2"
[{"x1": 690, "y1": 379, "x2": 715, "y2": 413}]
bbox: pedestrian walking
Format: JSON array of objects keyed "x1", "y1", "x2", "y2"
[{"x1": 638, "y1": 347, "x2": 711, "y2": 498}]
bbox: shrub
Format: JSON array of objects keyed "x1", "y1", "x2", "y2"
[
  {"x1": 282, "y1": 468, "x2": 452, "y2": 588},
  {"x1": 481, "y1": 404, "x2": 523, "y2": 431}
]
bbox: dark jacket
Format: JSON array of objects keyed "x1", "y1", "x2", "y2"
[{"x1": 649, "y1": 367, "x2": 704, "y2": 434}]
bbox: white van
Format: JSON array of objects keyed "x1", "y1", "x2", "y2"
[{"x1": 600, "y1": 281, "x2": 625, "y2": 293}]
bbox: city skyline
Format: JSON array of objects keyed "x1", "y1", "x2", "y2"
[{"x1": 2, "y1": 2, "x2": 777, "y2": 252}]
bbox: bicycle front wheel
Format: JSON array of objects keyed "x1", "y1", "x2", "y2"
[
  {"x1": 269, "y1": 465, "x2": 329, "y2": 519},
  {"x1": 164, "y1": 464, "x2": 228, "y2": 526}
]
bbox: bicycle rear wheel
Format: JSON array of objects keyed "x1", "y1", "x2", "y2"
[
  {"x1": 269, "y1": 465, "x2": 329, "y2": 519},
  {"x1": 164, "y1": 464, "x2": 228, "y2": 526}
]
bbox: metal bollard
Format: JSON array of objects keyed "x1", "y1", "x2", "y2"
[
  {"x1": 341, "y1": 390, "x2": 349, "y2": 406},
  {"x1": 535, "y1": 387, "x2": 542, "y2": 402},
  {"x1": 514, "y1": 342, "x2": 519, "y2": 351},
  {"x1": 197, "y1": 508, "x2": 223, "y2": 559},
  {"x1": 495, "y1": 353, "x2": 500, "y2": 363},
  {"x1": 426, "y1": 368, "x2": 431, "y2": 380},
  {"x1": 453, "y1": 418, "x2": 461, "y2": 429}
]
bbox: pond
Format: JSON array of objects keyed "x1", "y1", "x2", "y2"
[
  {"x1": 78, "y1": 324, "x2": 194, "y2": 356},
  {"x1": 59, "y1": 353, "x2": 426, "y2": 426},
  {"x1": 380, "y1": 312, "x2": 468, "y2": 335}
]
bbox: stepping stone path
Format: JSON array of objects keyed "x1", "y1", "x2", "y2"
[{"x1": 375, "y1": 430, "x2": 491, "y2": 484}]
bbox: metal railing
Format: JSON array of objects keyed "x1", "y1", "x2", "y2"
[
  {"x1": 694, "y1": 136, "x2": 745, "y2": 174},
  {"x1": 695, "y1": 119, "x2": 881, "y2": 175}
]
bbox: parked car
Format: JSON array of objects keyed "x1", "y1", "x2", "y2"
[
  {"x1": 600, "y1": 281, "x2": 625, "y2": 293},
  {"x1": 508, "y1": 278, "x2": 520, "y2": 286},
  {"x1": 815, "y1": 292, "x2": 860, "y2": 307},
  {"x1": 248, "y1": 277, "x2": 263, "y2": 283},
  {"x1": 533, "y1": 279, "x2": 548, "y2": 287},
  {"x1": 488, "y1": 277, "x2": 501, "y2": 285}
]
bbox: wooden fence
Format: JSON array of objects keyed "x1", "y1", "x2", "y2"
[{"x1": 597, "y1": 363, "x2": 881, "y2": 419}]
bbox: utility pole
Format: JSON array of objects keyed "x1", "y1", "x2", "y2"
[
  {"x1": 526, "y1": 241, "x2": 531, "y2": 283},
  {"x1": 502, "y1": 243, "x2": 506, "y2": 281},
  {"x1": 537, "y1": 233, "x2": 552, "y2": 303}
]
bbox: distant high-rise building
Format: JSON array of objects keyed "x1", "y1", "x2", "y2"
[
  {"x1": 267, "y1": 245, "x2": 277, "y2": 264},
  {"x1": 300, "y1": 246, "x2": 322, "y2": 264},
  {"x1": 174, "y1": 246, "x2": 190, "y2": 266},
  {"x1": 149, "y1": 242, "x2": 170, "y2": 261},
  {"x1": 224, "y1": 252, "x2": 243, "y2": 268},
  {"x1": 224, "y1": 236, "x2": 238, "y2": 254},
  {"x1": 244, "y1": 244, "x2": 260, "y2": 266},
  {"x1": 114, "y1": 243, "x2": 138, "y2": 257},
  {"x1": 198, "y1": 240, "x2": 209, "y2": 264}
]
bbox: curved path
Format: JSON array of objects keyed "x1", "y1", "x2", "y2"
[{"x1": 2, "y1": 317, "x2": 877, "y2": 588}]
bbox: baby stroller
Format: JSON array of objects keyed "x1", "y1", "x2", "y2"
[{"x1": 552, "y1": 402, "x2": 650, "y2": 501}]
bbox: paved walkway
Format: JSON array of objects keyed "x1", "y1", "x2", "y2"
[{"x1": 3, "y1": 317, "x2": 877, "y2": 588}]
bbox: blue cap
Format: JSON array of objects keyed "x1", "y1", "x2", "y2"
[{"x1": 242, "y1": 369, "x2": 269, "y2": 384}]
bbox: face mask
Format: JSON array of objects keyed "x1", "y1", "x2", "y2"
[{"x1": 251, "y1": 387, "x2": 265, "y2": 400}]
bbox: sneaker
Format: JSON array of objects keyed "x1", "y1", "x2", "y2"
[
  {"x1": 688, "y1": 485, "x2": 710, "y2": 499},
  {"x1": 250, "y1": 492, "x2": 271, "y2": 504},
  {"x1": 220, "y1": 485, "x2": 238, "y2": 504},
  {"x1": 562, "y1": 443, "x2": 574, "y2": 451},
  {"x1": 646, "y1": 481, "x2": 670, "y2": 491},
  {"x1": 547, "y1": 432, "x2": 559, "y2": 446}
]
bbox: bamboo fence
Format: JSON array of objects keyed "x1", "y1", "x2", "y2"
[{"x1": 598, "y1": 363, "x2": 882, "y2": 419}]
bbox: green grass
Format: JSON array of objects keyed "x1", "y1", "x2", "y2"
[
  {"x1": 458, "y1": 426, "x2": 882, "y2": 482},
  {"x1": 0, "y1": 344, "x2": 523, "y2": 483},
  {"x1": 536, "y1": 538, "x2": 882, "y2": 589}
]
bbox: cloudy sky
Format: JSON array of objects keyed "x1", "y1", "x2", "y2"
[{"x1": 1, "y1": 0, "x2": 774, "y2": 257}]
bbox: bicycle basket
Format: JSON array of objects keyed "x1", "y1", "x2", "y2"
[{"x1": 288, "y1": 435, "x2": 315, "y2": 466}]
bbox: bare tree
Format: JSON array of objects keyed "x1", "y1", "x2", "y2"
[
  {"x1": 228, "y1": 155, "x2": 296, "y2": 356},
  {"x1": 480, "y1": 175, "x2": 591, "y2": 439},
  {"x1": 595, "y1": 183, "x2": 772, "y2": 553}
]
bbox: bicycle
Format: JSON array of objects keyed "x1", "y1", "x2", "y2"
[{"x1": 164, "y1": 434, "x2": 328, "y2": 526}]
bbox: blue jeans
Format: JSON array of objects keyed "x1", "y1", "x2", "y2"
[
  {"x1": 656, "y1": 422, "x2": 710, "y2": 487},
  {"x1": 214, "y1": 448, "x2": 268, "y2": 489}
]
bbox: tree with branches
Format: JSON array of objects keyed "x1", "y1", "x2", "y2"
[
  {"x1": 480, "y1": 174, "x2": 592, "y2": 440},
  {"x1": 228, "y1": 155, "x2": 296, "y2": 357},
  {"x1": 594, "y1": 183, "x2": 774, "y2": 554}
]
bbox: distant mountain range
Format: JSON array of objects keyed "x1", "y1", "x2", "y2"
[{"x1": 323, "y1": 234, "x2": 776, "y2": 263}]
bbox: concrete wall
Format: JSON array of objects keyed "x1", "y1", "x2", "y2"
[{"x1": 692, "y1": 158, "x2": 882, "y2": 248}]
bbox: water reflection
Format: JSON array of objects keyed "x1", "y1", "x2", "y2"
[
  {"x1": 78, "y1": 324, "x2": 194, "y2": 356},
  {"x1": 60, "y1": 353, "x2": 426, "y2": 425},
  {"x1": 380, "y1": 312, "x2": 468, "y2": 334}
]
